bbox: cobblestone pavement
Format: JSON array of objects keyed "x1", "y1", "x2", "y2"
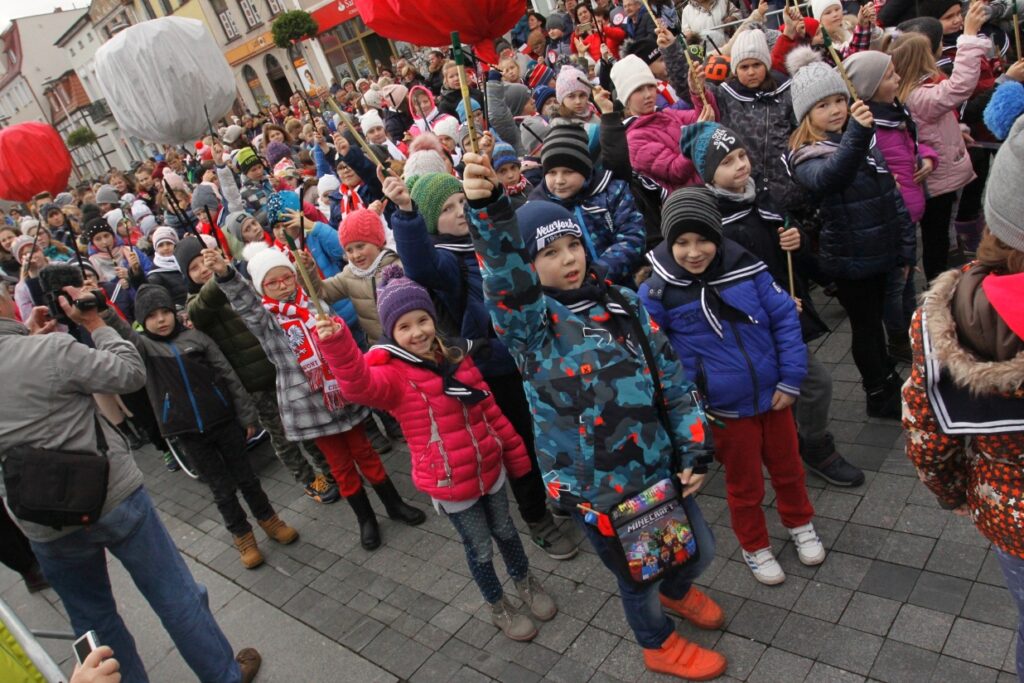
[{"x1": 1, "y1": 292, "x2": 1018, "y2": 683}]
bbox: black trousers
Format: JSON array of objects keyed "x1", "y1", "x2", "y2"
[
  {"x1": 0, "y1": 503, "x2": 37, "y2": 574},
  {"x1": 121, "y1": 387, "x2": 168, "y2": 452},
  {"x1": 175, "y1": 421, "x2": 274, "y2": 537},
  {"x1": 956, "y1": 147, "x2": 992, "y2": 221},
  {"x1": 833, "y1": 272, "x2": 890, "y2": 388},
  {"x1": 487, "y1": 372, "x2": 548, "y2": 525},
  {"x1": 920, "y1": 191, "x2": 958, "y2": 283}
]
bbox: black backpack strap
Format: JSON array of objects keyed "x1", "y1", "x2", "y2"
[
  {"x1": 604, "y1": 286, "x2": 681, "y2": 472},
  {"x1": 94, "y1": 413, "x2": 109, "y2": 456}
]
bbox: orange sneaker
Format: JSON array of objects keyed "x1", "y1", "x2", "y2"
[
  {"x1": 643, "y1": 632, "x2": 727, "y2": 680},
  {"x1": 659, "y1": 587, "x2": 726, "y2": 630}
]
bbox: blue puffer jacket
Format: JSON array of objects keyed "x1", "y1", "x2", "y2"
[
  {"x1": 468, "y1": 192, "x2": 712, "y2": 511},
  {"x1": 786, "y1": 120, "x2": 915, "y2": 281},
  {"x1": 303, "y1": 222, "x2": 358, "y2": 328},
  {"x1": 640, "y1": 239, "x2": 807, "y2": 419},
  {"x1": 390, "y1": 206, "x2": 517, "y2": 379},
  {"x1": 529, "y1": 169, "x2": 646, "y2": 284}
]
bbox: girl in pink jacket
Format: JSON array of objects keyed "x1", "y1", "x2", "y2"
[
  {"x1": 315, "y1": 265, "x2": 557, "y2": 642},
  {"x1": 889, "y1": 4, "x2": 990, "y2": 282}
]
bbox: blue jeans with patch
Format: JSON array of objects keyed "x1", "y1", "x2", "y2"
[
  {"x1": 574, "y1": 495, "x2": 715, "y2": 649},
  {"x1": 445, "y1": 483, "x2": 530, "y2": 604},
  {"x1": 30, "y1": 487, "x2": 241, "y2": 683},
  {"x1": 996, "y1": 548, "x2": 1024, "y2": 681}
]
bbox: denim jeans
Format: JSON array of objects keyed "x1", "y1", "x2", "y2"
[
  {"x1": 445, "y1": 483, "x2": 530, "y2": 604},
  {"x1": 575, "y1": 495, "x2": 715, "y2": 649},
  {"x1": 30, "y1": 487, "x2": 241, "y2": 683},
  {"x1": 883, "y1": 265, "x2": 916, "y2": 340},
  {"x1": 996, "y1": 548, "x2": 1024, "y2": 681}
]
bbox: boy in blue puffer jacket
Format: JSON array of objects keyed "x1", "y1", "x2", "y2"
[
  {"x1": 639, "y1": 187, "x2": 824, "y2": 588},
  {"x1": 528, "y1": 124, "x2": 646, "y2": 285}
]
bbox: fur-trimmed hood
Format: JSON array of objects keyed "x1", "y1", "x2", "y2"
[{"x1": 922, "y1": 266, "x2": 1024, "y2": 395}]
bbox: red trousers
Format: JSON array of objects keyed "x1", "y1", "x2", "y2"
[
  {"x1": 314, "y1": 425, "x2": 387, "y2": 497},
  {"x1": 710, "y1": 407, "x2": 815, "y2": 552}
]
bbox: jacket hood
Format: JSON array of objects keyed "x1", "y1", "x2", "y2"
[
  {"x1": 407, "y1": 85, "x2": 437, "y2": 119},
  {"x1": 923, "y1": 266, "x2": 1024, "y2": 395}
]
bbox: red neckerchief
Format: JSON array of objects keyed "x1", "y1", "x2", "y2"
[
  {"x1": 261, "y1": 287, "x2": 345, "y2": 410},
  {"x1": 505, "y1": 176, "x2": 530, "y2": 196},
  {"x1": 339, "y1": 184, "x2": 364, "y2": 218},
  {"x1": 657, "y1": 81, "x2": 677, "y2": 105}
]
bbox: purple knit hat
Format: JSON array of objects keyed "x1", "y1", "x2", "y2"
[{"x1": 376, "y1": 264, "x2": 437, "y2": 341}]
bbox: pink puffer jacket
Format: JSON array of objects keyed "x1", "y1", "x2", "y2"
[
  {"x1": 317, "y1": 323, "x2": 531, "y2": 502},
  {"x1": 626, "y1": 90, "x2": 719, "y2": 192},
  {"x1": 874, "y1": 125, "x2": 938, "y2": 224},
  {"x1": 904, "y1": 35, "x2": 990, "y2": 198}
]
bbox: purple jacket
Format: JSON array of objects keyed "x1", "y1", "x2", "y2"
[{"x1": 874, "y1": 123, "x2": 938, "y2": 224}]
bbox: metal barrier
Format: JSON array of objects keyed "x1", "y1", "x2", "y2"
[
  {"x1": 0, "y1": 597, "x2": 71, "y2": 683},
  {"x1": 698, "y1": 1, "x2": 813, "y2": 33}
]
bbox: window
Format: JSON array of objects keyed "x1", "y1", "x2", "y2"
[
  {"x1": 266, "y1": 0, "x2": 286, "y2": 14},
  {"x1": 212, "y1": 0, "x2": 242, "y2": 41},
  {"x1": 238, "y1": 0, "x2": 261, "y2": 29}
]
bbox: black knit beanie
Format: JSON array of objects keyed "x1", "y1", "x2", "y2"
[
  {"x1": 661, "y1": 187, "x2": 723, "y2": 246},
  {"x1": 916, "y1": 0, "x2": 960, "y2": 20},
  {"x1": 541, "y1": 124, "x2": 593, "y2": 179}
]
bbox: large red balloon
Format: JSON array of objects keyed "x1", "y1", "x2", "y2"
[
  {"x1": 354, "y1": 0, "x2": 525, "y2": 65},
  {"x1": 0, "y1": 123, "x2": 73, "y2": 202}
]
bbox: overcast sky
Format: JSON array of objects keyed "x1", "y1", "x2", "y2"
[{"x1": 0, "y1": 0, "x2": 88, "y2": 34}]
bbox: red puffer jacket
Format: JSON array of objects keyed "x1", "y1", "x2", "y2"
[
  {"x1": 902, "y1": 264, "x2": 1024, "y2": 559},
  {"x1": 317, "y1": 322, "x2": 532, "y2": 502}
]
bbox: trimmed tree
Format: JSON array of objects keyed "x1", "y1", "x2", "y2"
[
  {"x1": 65, "y1": 126, "x2": 98, "y2": 149},
  {"x1": 271, "y1": 10, "x2": 319, "y2": 49}
]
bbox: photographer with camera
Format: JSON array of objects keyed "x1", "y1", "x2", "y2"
[{"x1": 0, "y1": 284, "x2": 263, "y2": 683}]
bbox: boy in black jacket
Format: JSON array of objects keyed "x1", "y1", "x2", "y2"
[
  {"x1": 105, "y1": 284, "x2": 299, "y2": 569},
  {"x1": 680, "y1": 121, "x2": 865, "y2": 488}
]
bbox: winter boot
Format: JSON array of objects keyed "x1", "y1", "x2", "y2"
[
  {"x1": 514, "y1": 573, "x2": 557, "y2": 621},
  {"x1": 491, "y1": 595, "x2": 538, "y2": 641},
  {"x1": 233, "y1": 531, "x2": 264, "y2": 569},
  {"x1": 800, "y1": 433, "x2": 865, "y2": 487},
  {"x1": 347, "y1": 487, "x2": 381, "y2": 550},
  {"x1": 372, "y1": 477, "x2": 426, "y2": 526},
  {"x1": 865, "y1": 372, "x2": 903, "y2": 419},
  {"x1": 20, "y1": 562, "x2": 50, "y2": 594},
  {"x1": 643, "y1": 632, "x2": 728, "y2": 680},
  {"x1": 886, "y1": 329, "x2": 913, "y2": 365},
  {"x1": 235, "y1": 648, "x2": 262, "y2": 683},
  {"x1": 258, "y1": 514, "x2": 299, "y2": 545},
  {"x1": 658, "y1": 587, "x2": 725, "y2": 630},
  {"x1": 527, "y1": 511, "x2": 578, "y2": 560}
]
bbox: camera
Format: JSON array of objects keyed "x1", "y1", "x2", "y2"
[{"x1": 38, "y1": 264, "x2": 108, "y2": 325}]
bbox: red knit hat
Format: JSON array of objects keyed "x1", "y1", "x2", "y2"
[{"x1": 339, "y1": 209, "x2": 385, "y2": 249}]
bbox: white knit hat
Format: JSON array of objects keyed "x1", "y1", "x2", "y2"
[
  {"x1": 731, "y1": 29, "x2": 772, "y2": 72},
  {"x1": 402, "y1": 150, "x2": 450, "y2": 180},
  {"x1": 432, "y1": 116, "x2": 459, "y2": 141},
  {"x1": 19, "y1": 217, "x2": 40, "y2": 235},
  {"x1": 362, "y1": 87, "x2": 383, "y2": 111},
  {"x1": 610, "y1": 55, "x2": 658, "y2": 108},
  {"x1": 247, "y1": 247, "x2": 294, "y2": 295},
  {"x1": 105, "y1": 208, "x2": 125, "y2": 232},
  {"x1": 812, "y1": 0, "x2": 842, "y2": 18},
  {"x1": 360, "y1": 110, "x2": 385, "y2": 135},
  {"x1": 317, "y1": 173, "x2": 341, "y2": 197},
  {"x1": 131, "y1": 200, "x2": 152, "y2": 222},
  {"x1": 151, "y1": 226, "x2": 178, "y2": 247}
]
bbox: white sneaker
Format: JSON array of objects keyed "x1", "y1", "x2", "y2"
[
  {"x1": 788, "y1": 523, "x2": 826, "y2": 566},
  {"x1": 742, "y1": 547, "x2": 786, "y2": 585}
]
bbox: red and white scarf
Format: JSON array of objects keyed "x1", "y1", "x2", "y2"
[{"x1": 262, "y1": 288, "x2": 345, "y2": 411}]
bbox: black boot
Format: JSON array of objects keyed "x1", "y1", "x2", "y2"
[
  {"x1": 346, "y1": 488, "x2": 381, "y2": 550},
  {"x1": 373, "y1": 477, "x2": 426, "y2": 526},
  {"x1": 800, "y1": 433, "x2": 865, "y2": 487},
  {"x1": 865, "y1": 372, "x2": 903, "y2": 419}
]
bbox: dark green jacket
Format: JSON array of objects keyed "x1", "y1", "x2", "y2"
[{"x1": 186, "y1": 278, "x2": 276, "y2": 393}]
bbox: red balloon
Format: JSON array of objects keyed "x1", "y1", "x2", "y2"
[
  {"x1": 0, "y1": 123, "x2": 73, "y2": 202},
  {"x1": 354, "y1": 0, "x2": 525, "y2": 65}
]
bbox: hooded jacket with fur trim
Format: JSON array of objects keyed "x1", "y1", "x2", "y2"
[{"x1": 902, "y1": 264, "x2": 1024, "y2": 559}]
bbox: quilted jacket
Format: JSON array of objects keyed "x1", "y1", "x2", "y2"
[
  {"x1": 313, "y1": 249, "x2": 400, "y2": 346},
  {"x1": 317, "y1": 324, "x2": 531, "y2": 502}
]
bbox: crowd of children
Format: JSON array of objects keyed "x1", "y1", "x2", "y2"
[{"x1": 4, "y1": 0, "x2": 1024, "y2": 678}]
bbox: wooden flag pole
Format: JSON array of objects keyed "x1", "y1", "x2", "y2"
[{"x1": 451, "y1": 31, "x2": 479, "y2": 154}]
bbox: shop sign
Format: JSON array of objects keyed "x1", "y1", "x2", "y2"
[
  {"x1": 225, "y1": 31, "x2": 275, "y2": 66},
  {"x1": 311, "y1": 0, "x2": 359, "y2": 34}
]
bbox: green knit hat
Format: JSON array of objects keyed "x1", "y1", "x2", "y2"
[{"x1": 409, "y1": 173, "x2": 463, "y2": 234}]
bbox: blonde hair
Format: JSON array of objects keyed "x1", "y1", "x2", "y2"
[
  {"x1": 433, "y1": 336, "x2": 464, "y2": 364},
  {"x1": 887, "y1": 33, "x2": 940, "y2": 103},
  {"x1": 977, "y1": 229, "x2": 1024, "y2": 274},
  {"x1": 788, "y1": 116, "x2": 828, "y2": 151}
]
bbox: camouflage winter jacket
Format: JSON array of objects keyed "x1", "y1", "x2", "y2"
[{"x1": 468, "y1": 192, "x2": 713, "y2": 511}]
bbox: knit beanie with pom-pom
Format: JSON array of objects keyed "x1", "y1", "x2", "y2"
[
  {"x1": 339, "y1": 209, "x2": 386, "y2": 248},
  {"x1": 408, "y1": 173, "x2": 463, "y2": 234},
  {"x1": 375, "y1": 263, "x2": 437, "y2": 340},
  {"x1": 787, "y1": 46, "x2": 849, "y2": 122}
]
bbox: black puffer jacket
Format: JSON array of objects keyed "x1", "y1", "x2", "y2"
[
  {"x1": 145, "y1": 268, "x2": 188, "y2": 307},
  {"x1": 787, "y1": 121, "x2": 915, "y2": 281},
  {"x1": 186, "y1": 278, "x2": 277, "y2": 393}
]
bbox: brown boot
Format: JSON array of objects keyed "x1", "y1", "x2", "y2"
[
  {"x1": 236, "y1": 647, "x2": 261, "y2": 683},
  {"x1": 233, "y1": 532, "x2": 264, "y2": 569},
  {"x1": 257, "y1": 514, "x2": 299, "y2": 545}
]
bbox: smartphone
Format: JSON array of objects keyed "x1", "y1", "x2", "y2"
[
  {"x1": 73, "y1": 630, "x2": 100, "y2": 666},
  {"x1": 577, "y1": 21, "x2": 593, "y2": 33}
]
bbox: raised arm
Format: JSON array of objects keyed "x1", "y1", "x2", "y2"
[{"x1": 314, "y1": 316, "x2": 405, "y2": 411}]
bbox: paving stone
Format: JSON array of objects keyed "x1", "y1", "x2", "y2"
[
  {"x1": 925, "y1": 540, "x2": 989, "y2": 581},
  {"x1": 814, "y1": 551, "x2": 874, "y2": 590},
  {"x1": 597, "y1": 637, "x2": 645, "y2": 682},
  {"x1": 943, "y1": 618, "x2": 1014, "y2": 669},
  {"x1": 834, "y1": 524, "x2": 891, "y2": 558},
  {"x1": 791, "y1": 581, "x2": 852, "y2": 622},
  {"x1": 807, "y1": 661, "x2": 868, "y2": 682},
  {"x1": 456, "y1": 616, "x2": 499, "y2": 649},
  {"x1": 746, "y1": 573, "x2": 808, "y2": 610},
  {"x1": 850, "y1": 495, "x2": 901, "y2": 529},
  {"x1": 814, "y1": 490, "x2": 863, "y2": 521},
  {"x1": 875, "y1": 531, "x2": 936, "y2": 568},
  {"x1": 247, "y1": 569, "x2": 304, "y2": 607},
  {"x1": 496, "y1": 660, "x2": 541, "y2": 683},
  {"x1": 410, "y1": 651, "x2": 464, "y2": 682},
  {"x1": 908, "y1": 571, "x2": 973, "y2": 614},
  {"x1": 977, "y1": 550, "x2": 1008, "y2": 588},
  {"x1": 870, "y1": 639, "x2": 940, "y2": 682},
  {"x1": 930, "y1": 655, "x2": 1002, "y2": 683},
  {"x1": 361, "y1": 626, "x2": 434, "y2": 679},
  {"x1": 714, "y1": 632, "x2": 767, "y2": 680},
  {"x1": 770, "y1": 612, "x2": 834, "y2": 659},
  {"x1": 854, "y1": 422, "x2": 904, "y2": 449},
  {"x1": 939, "y1": 514, "x2": 992, "y2": 548},
  {"x1": 533, "y1": 612, "x2": 588, "y2": 654},
  {"x1": 961, "y1": 581, "x2": 1019, "y2": 629},
  {"x1": 858, "y1": 560, "x2": 921, "y2": 601},
  {"x1": 564, "y1": 625, "x2": 620, "y2": 667},
  {"x1": 727, "y1": 600, "x2": 788, "y2": 644},
  {"x1": 818, "y1": 624, "x2": 884, "y2": 675},
  {"x1": 839, "y1": 592, "x2": 901, "y2": 636},
  {"x1": 887, "y1": 603, "x2": 955, "y2": 651},
  {"x1": 747, "y1": 646, "x2": 814, "y2": 682},
  {"x1": 712, "y1": 558, "x2": 761, "y2": 599},
  {"x1": 544, "y1": 656, "x2": 596, "y2": 683}
]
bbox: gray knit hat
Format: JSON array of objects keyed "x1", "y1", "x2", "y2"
[
  {"x1": 787, "y1": 47, "x2": 849, "y2": 122},
  {"x1": 661, "y1": 187, "x2": 723, "y2": 246},
  {"x1": 983, "y1": 116, "x2": 1024, "y2": 252},
  {"x1": 843, "y1": 51, "x2": 892, "y2": 102},
  {"x1": 731, "y1": 29, "x2": 772, "y2": 73},
  {"x1": 95, "y1": 184, "x2": 120, "y2": 205}
]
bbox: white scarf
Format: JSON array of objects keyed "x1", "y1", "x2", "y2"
[{"x1": 346, "y1": 248, "x2": 391, "y2": 279}]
